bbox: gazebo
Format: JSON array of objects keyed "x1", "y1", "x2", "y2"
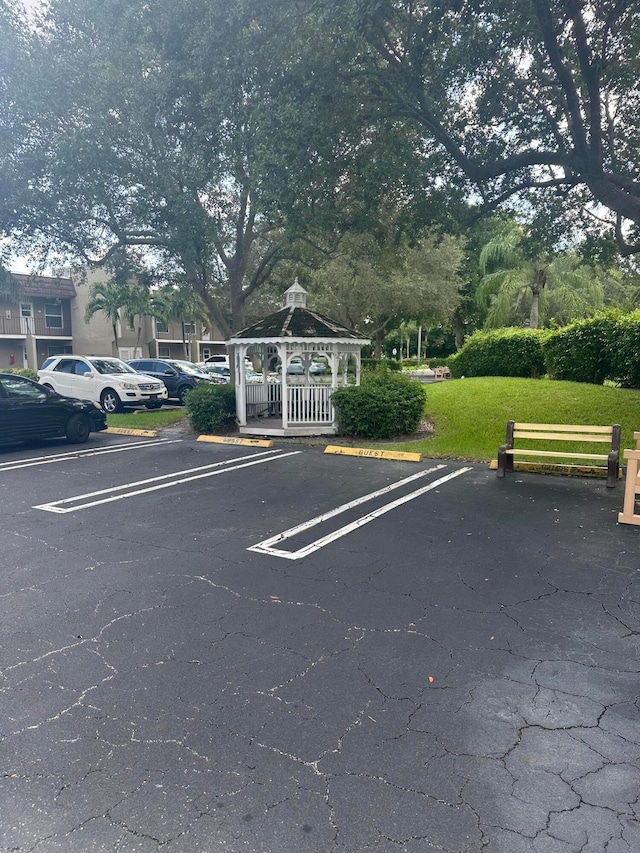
[{"x1": 226, "y1": 281, "x2": 369, "y2": 437}]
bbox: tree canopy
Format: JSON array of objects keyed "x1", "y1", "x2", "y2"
[
  {"x1": 3, "y1": 0, "x2": 640, "y2": 343},
  {"x1": 344, "y1": 0, "x2": 640, "y2": 255}
]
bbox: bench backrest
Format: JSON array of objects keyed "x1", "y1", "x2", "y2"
[{"x1": 507, "y1": 421, "x2": 620, "y2": 450}]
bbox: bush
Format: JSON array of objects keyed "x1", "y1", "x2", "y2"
[
  {"x1": 449, "y1": 329, "x2": 546, "y2": 378},
  {"x1": 184, "y1": 383, "x2": 236, "y2": 433},
  {"x1": 609, "y1": 311, "x2": 640, "y2": 388},
  {"x1": 542, "y1": 312, "x2": 619, "y2": 385},
  {"x1": 331, "y1": 373, "x2": 426, "y2": 439},
  {"x1": 3, "y1": 367, "x2": 37, "y2": 381},
  {"x1": 361, "y1": 358, "x2": 401, "y2": 372}
]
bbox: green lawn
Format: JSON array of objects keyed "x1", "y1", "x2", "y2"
[
  {"x1": 107, "y1": 407, "x2": 188, "y2": 430},
  {"x1": 388, "y1": 377, "x2": 640, "y2": 461},
  {"x1": 105, "y1": 378, "x2": 640, "y2": 464}
]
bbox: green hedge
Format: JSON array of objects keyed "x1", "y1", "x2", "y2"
[
  {"x1": 449, "y1": 329, "x2": 546, "y2": 378},
  {"x1": 449, "y1": 311, "x2": 640, "y2": 388},
  {"x1": 2, "y1": 367, "x2": 37, "y2": 381},
  {"x1": 184, "y1": 383, "x2": 236, "y2": 433},
  {"x1": 361, "y1": 358, "x2": 401, "y2": 372},
  {"x1": 542, "y1": 312, "x2": 619, "y2": 385},
  {"x1": 609, "y1": 311, "x2": 640, "y2": 388},
  {"x1": 331, "y1": 372, "x2": 426, "y2": 439}
]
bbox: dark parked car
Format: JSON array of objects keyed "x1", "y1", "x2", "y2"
[
  {"x1": 0, "y1": 372, "x2": 107, "y2": 445},
  {"x1": 128, "y1": 358, "x2": 212, "y2": 404}
]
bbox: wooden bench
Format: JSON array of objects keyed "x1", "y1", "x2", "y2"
[
  {"x1": 497, "y1": 421, "x2": 621, "y2": 488},
  {"x1": 432, "y1": 366, "x2": 451, "y2": 380}
]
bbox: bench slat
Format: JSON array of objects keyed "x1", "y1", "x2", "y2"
[
  {"x1": 512, "y1": 422, "x2": 613, "y2": 434},
  {"x1": 505, "y1": 449, "x2": 609, "y2": 461},
  {"x1": 513, "y1": 430, "x2": 613, "y2": 443}
]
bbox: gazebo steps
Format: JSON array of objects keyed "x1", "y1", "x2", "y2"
[{"x1": 239, "y1": 418, "x2": 336, "y2": 437}]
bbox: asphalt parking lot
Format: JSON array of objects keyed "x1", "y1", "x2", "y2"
[{"x1": 1, "y1": 431, "x2": 639, "y2": 852}]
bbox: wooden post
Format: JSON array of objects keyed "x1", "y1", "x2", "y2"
[{"x1": 618, "y1": 449, "x2": 640, "y2": 525}]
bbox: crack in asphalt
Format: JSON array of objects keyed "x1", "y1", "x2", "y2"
[{"x1": 2, "y1": 475, "x2": 640, "y2": 851}]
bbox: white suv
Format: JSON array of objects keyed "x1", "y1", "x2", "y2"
[{"x1": 37, "y1": 355, "x2": 168, "y2": 413}]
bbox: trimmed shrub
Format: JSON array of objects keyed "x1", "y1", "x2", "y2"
[
  {"x1": 2, "y1": 367, "x2": 37, "y2": 381},
  {"x1": 542, "y1": 312, "x2": 619, "y2": 385},
  {"x1": 361, "y1": 358, "x2": 401, "y2": 372},
  {"x1": 184, "y1": 383, "x2": 236, "y2": 433},
  {"x1": 610, "y1": 311, "x2": 640, "y2": 388},
  {"x1": 449, "y1": 329, "x2": 546, "y2": 378},
  {"x1": 331, "y1": 373, "x2": 426, "y2": 439}
]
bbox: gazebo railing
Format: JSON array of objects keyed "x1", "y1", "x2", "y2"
[
  {"x1": 288, "y1": 385, "x2": 333, "y2": 423},
  {"x1": 245, "y1": 382, "x2": 333, "y2": 423}
]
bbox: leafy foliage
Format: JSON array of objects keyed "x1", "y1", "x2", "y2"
[
  {"x1": 309, "y1": 230, "x2": 465, "y2": 355},
  {"x1": 542, "y1": 313, "x2": 619, "y2": 385},
  {"x1": 343, "y1": 0, "x2": 640, "y2": 255},
  {"x1": 183, "y1": 383, "x2": 236, "y2": 433},
  {"x1": 543, "y1": 310, "x2": 640, "y2": 388},
  {"x1": 331, "y1": 371, "x2": 425, "y2": 439},
  {"x1": 449, "y1": 330, "x2": 547, "y2": 379},
  {"x1": 1, "y1": 367, "x2": 37, "y2": 381}
]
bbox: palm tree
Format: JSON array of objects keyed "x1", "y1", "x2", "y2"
[
  {"x1": 477, "y1": 228, "x2": 603, "y2": 329},
  {"x1": 122, "y1": 284, "x2": 151, "y2": 354},
  {"x1": 153, "y1": 286, "x2": 208, "y2": 359},
  {"x1": 84, "y1": 280, "x2": 130, "y2": 354}
]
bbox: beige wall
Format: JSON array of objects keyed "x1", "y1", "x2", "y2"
[{"x1": 71, "y1": 273, "x2": 118, "y2": 356}]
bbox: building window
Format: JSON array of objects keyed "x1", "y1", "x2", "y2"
[
  {"x1": 47, "y1": 344, "x2": 72, "y2": 357},
  {"x1": 155, "y1": 317, "x2": 168, "y2": 334},
  {"x1": 158, "y1": 344, "x2": 171, "y2": 358},
  {"x1": 44, "y1": 303, "x2": 63, "y2": 328},
  {"x1": 183, "y1": 319, "x2": 196, "y2": 335}
]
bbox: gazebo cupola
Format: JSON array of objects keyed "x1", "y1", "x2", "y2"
[{"x1": 226, "y1": 280, "x2": 369, "y2": 437}]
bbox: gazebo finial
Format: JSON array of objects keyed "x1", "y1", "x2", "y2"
[{"x1": 284, "y1": 279, "x2": 307, "y2": 308}]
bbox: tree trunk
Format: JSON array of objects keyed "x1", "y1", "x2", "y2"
[
  {"x1": 529, "y1": 268, "x2": 547, "y2": 329},
  {"x1": 373, "y1": 328, "x2": 385, "y2": 358},
  {"x1": 453, "y1": 311, "x2": 466, "y2": 350},
  {"x1": 181, "y1": 320, "x2": 188, "y2": 359}
]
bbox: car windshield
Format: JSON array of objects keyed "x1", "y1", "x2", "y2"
[
  {"x1": 88, "y1": 358, "x2": 138, "y2": 375},
  {"x1": 169, "y1": 360, "x2": 209, "y2": 377}
]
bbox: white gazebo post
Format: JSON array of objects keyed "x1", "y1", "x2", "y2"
[{"x1": 226, "y1": 280, "x2": 369, "y2": 437}]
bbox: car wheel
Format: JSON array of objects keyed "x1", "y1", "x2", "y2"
[
  {"x1": 65, "y1": 413, "x2": 91, "y2": 443},
  {"x1": 100, "y1": 388, "x2": 123, "y2": 414},
  {"x1": 177, "y1": 385, "x2": 190, "y2": 405},
  {"x1": 145, "y1": 401, "x2": 163, "y2": 409},
  {"x1": 42, "y1": 383, "x2": 54, "y2": 390}
]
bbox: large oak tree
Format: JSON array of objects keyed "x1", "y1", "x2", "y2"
[
  {"x1": 345, "y1": 0, "x2": 640, "y2": 255},
  {"x1": 0, "y1": 0, "x2": 382, "y2": 334}
]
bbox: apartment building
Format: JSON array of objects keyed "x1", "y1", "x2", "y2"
[{"x1": 1, "y1": 269, "x2": 227, "y2": 371}]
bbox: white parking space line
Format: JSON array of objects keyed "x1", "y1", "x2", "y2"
[
  {"x1": 249, "y1": 466, "x2": 472, "y2": 560},
  {"x1": 34, "y1": 449, "x2": 302, "y2": 513},
  {"x1": 0, "y1": 439, "x2": 183, "y2": 472}
]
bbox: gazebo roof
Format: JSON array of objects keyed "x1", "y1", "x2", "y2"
[
  {"x1": 228, "y1": 280, "x2": 368, "y2": 344},
  {"x1": 230, "y1": 306, "x2": 367, "y2": 341}
]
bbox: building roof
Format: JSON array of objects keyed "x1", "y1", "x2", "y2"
[
  {"x1": 13, "y1": 273, "x2": 76, "y2": 300},
  {"x1": 230, "y1": 305, "x2": 368, "y2": 341}
]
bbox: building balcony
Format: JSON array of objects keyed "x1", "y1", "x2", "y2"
[{"x1": 0, "y1": 316, "x2": 72, "y2": 337}]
